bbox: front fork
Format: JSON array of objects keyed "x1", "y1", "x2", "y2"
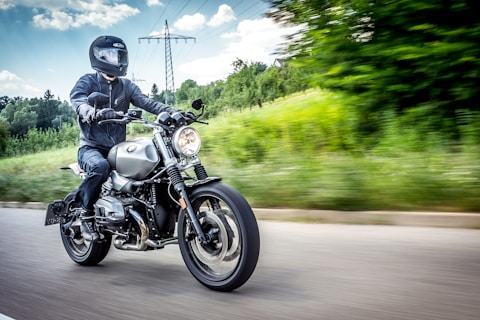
[
  {"x1": 167, "y1": 165, "x2": 209, "y2": 244},
  {"x1": 153, "y1": 129, "x2": 211, "y2": 245}
]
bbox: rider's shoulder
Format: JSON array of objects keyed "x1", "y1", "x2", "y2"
[{"x1": 76, "y1": 73, "x2": 98, "y2": 82}]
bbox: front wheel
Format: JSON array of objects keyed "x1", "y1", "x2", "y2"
[
  {"x1": 59, "y1": 192, "x2": 111, "y2": 266},
  {"x1": 178, "y1": 182, "x2": 260, "y2": 292}
]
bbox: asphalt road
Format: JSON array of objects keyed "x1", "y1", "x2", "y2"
[{"x1": 1, "y1": 208, "x2": 479, "y2": 320}]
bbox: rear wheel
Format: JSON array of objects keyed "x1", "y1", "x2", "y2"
[
  {"x1": 178, "y1": 182, "x2": 260, "y2": 292},
  {"x1": 59, "y1": 192, "x2": 111, "y2": 266}
]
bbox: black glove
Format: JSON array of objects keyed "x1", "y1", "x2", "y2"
[
  {"x1": 78, "y1": 104, "x2": 96, "y2": 124},
  {"x1": 96, "y1": 108, "x2": 118, "y2": 121},
  {"x1": 166, "y1": 105, "x2": 178, "y2": 113},
  {"x1": 183, "y1": 111, "x2": 196, "y2": 124}
]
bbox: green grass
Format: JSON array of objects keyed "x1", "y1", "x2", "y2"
[
  {"x1": 1, "y1": 89, "x2": 480, "y2": 212},
  {"x1": 0, "y1": 147, "x2": 79, "y2": 202},
  {"x1": 201, "y1": 151, "x2": 480, "y2": 212}
]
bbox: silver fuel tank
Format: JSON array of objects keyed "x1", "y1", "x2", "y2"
[{"x1": 107, "y1": 138, "x2": 160, "y2": 180}]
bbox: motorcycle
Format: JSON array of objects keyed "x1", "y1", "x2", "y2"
[{"x1": 45, "y1": 92, "x2": 260, "y2": 292}]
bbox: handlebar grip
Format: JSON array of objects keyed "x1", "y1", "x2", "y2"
[{"x1": 98, "y1": 118, "x2": 131, "y2": 126}]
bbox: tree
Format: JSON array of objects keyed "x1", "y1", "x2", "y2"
[
  {"x1": 151, "y1": 83, "x2": 159, "y2": 96},
  {"x1": 176, "y1": 79, "x2": 198, "y2": 104},
  {"x1": 150, "y1": 83, "x2": 166, "y2": 103},
  {"x1": 0, "y1": 123, "x2": 8, "y2": 156},
  {"x1": 0, "y1": 96, "x2": 11, "y2": 113},
  {"x1": 52, "y1": 101, "x2": 76, "y2": 129},
  {"x1": 44, "y1": 89, "x2": 54, "y2": 101},
  {"x1": 257, "y1": 67, "x2": 281, "y2": 102},
  {"x1": 266, "y1": 0, "x2": 480, "y2": 135},
  {"x1": 0, "y1": 100, "x2": 38, "y2": 136},
  {"x1": 31, "y1": 90, "x2": 61, "y2": 131},
  {"x1": 221, "y1": 59, "x2": 268, "y2": 111},
  {"x1": 11, "y1": 101, "x2": 37, "y2": 136}
]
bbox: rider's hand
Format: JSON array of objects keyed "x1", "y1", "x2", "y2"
[
  {"x1": 96, "y1": 108, "x2": 118, "y2": 121},
  {"x1": 183, "y1": 111, "x2": 196, "y2": 124},
  {"x1": 79, "y1": 104, "x2": 96, "y2": 124},
  {"x1": 164, "y1": 105, "x2": 179, "y2": 114}
]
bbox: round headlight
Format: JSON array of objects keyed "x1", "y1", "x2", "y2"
[{"x1": 172, "y1": 126, "x2": 201, "y2": 157}]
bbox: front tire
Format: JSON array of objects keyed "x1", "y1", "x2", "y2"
[
  {"x1": 59, "y1": 192, "x2": 111, "y2": 266},
  {"x1": 178, "y1": 182, "x2": 260, "y2": 292}
]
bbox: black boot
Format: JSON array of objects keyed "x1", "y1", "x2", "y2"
[{"x1": 80, "y1": 211, "x2": 99, "y2": 241}]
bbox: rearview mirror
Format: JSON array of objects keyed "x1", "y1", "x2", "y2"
[
  {"x1": 87, "y1": 92, "x2": 109, "y2": 107},
  {"x1": 191, "y1": 98, "x2": 203, "y2": 110}
]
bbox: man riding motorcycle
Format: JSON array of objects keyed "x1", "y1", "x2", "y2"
[{"x1": 70, "y1": 35, "x2": 178, "y2": 241}]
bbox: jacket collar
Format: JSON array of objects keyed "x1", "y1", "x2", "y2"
[{"x1": 96, "y1": 72, "x2": 119, "y2": 85}]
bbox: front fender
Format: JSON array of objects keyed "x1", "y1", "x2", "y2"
[{"x1": 186, "y1": 177, "x2": 222, "y2": 189}]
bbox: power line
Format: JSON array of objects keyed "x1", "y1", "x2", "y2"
[
  {"x1": 138, "y1": 20, "x2": 196, "y2": 105},
  {"x1": 131, "y1": 73, "x2": 147, "y2": 93},
  {"x1": 170, "y1": 0, "x2": 190, "y2": 24},
  {"x1": 148, "y1": 0, "x2": 171, "y2": 35}
]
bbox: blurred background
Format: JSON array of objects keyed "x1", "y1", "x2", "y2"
[{"x1": 1, "y1": 0, "x2": 480, "y2": 212}]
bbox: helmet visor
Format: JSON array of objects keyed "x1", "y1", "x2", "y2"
[{"x1": 93, "y1": 47, "x2": 128, "y2": 67}]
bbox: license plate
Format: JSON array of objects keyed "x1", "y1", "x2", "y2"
[{"x1": 44, "y1": 200, "x2": 66, "y2": 226}]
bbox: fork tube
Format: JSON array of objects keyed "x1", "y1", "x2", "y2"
[{"x1": 153, "y1": 130, "x2": 208, "y2": 244}]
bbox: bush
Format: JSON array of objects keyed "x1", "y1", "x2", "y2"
[{"x1": 3, "y1": 125, "x2": 79, "y2": 158}]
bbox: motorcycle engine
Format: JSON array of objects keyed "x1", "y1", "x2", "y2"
[{"x1": 95, "y1": 196, "x2": 126, "y2": 229}]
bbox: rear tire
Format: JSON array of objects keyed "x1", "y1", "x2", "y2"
[
  {"x1": 178, "y1": 182, "x2": 260, "y2": 292},
  {"x1": 59, "y1": 192, "x2": 111, "y2": 266}
]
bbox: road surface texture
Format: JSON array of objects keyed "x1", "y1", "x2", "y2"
[{"x1": 1, "y1": 208, "x2": 479, "y2": 320}]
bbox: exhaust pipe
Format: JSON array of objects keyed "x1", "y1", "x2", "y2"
[{"x1": 113, "y1": 208, "x2": 149, "y2": 251}]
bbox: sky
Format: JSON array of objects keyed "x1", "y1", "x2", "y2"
[{"x1": 0, "y1": 0, "x2": 297, "y2": 101}]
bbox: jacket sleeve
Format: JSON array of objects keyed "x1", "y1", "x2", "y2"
[
  {"x1": 127, "y1": 80, "x2": 177, "y2": 115},
  {"x1": 70, "y1": 74, "x2": 95, "y2": 120}
]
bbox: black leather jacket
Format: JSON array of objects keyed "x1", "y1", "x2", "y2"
[{"x1": 71, "y1": 72, "x2": 174, "y2": 151}]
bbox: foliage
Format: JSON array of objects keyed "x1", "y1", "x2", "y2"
[
  {"x1": 0, "y1": 123, "x2": 8, "y2": 155},
  {"x1": 0, "y1": 89, "x2": 78, "y2": 158},
  {"x1": 2, "y1": 90, "x2": 480, "y2": 211},
  {"x1": 0, "y1": 90, "x2": 76, "y2": 138},
  {"x1": 3, "y1": 125, "x2": 79, "y2": 158},
  {"x1": 193, "y1": 89, "x2": 480, "y2": 211},
  {"x1": 266, "y1": 0, "x2": 480, "y2": 136},
  {"x1": 198, "y1": 90, "x2": 360, "y2": 165},
  {"x1": 174, "y1": 59, "x2": 309, "y2": 117}
]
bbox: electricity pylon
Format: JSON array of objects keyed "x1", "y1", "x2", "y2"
[
  {"x1": 131, "y1": 73, "x2": 146, "y2": 92},
  {"x1": 139, "y1": 20, "x2": 196, "y2": 105}
]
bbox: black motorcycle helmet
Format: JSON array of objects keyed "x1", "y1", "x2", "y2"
[{"x1": 89, "y1": 35, "x2": 128, "y2": 77}]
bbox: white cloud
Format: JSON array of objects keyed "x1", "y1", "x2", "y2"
[
  {"x1": 71, "y1": 3, "x2": 140, "y2": 29},
  {"x1": 178, "y1": 54, "x2": 235, "y2": 84},
  {"x1": 0, "y1": 70, "x2": 42, "y2": 98},
  {"x1": 0, "y1": 0, "x2": 15, "y2": 10},
  {"x1": 148, "y1": 23, "x2": 177, "y2": 37},
  {"x1": 0, "y1": 70, "x2": 19, "y2": 82},
  {"x1": 171, "y1": 4, "x2": 235, "y2": 32},
  {"x1": 1, "y1": 0, "x2": 66, "y2": 10},
  {"x1": 33, "y1": 11, "x2": 73, "y2": 31},
  {"x1": 224, "y1": 18, "x2": 292, "y2": 59},
  {"x1": 146, "y1": 0, "x2": 163, "y2": 7},
  {"x1": 174, "y1": 13, "x2": 206, "y2": 31},
  {"x1": 207, "y1": 4, "x2": 236, "y2": 27},
  {"x1": 26, "y1": 1, "x2": 140, "y2": 30},
  {"x1": 148, "y1": 30, "x2": 164, "y2": 37},
  {"x1": 178, "y1": 17, "x2": 297, "y2": 85}
]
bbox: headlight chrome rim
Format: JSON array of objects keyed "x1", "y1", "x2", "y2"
[{"x1": 172, "y1": 126, "x2": 201, "y2": 157}]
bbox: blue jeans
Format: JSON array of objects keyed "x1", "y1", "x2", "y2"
[{"x1": 76, "y1": 146, "x2": 111, "y2": 212}]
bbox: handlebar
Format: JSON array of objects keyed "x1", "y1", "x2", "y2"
[
  {"x1": 87, "y1": 93, "x2": 208, "y2": 127},
  {"x1": 97, "y1": 110, "x2": 207, "y2": 127}
]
